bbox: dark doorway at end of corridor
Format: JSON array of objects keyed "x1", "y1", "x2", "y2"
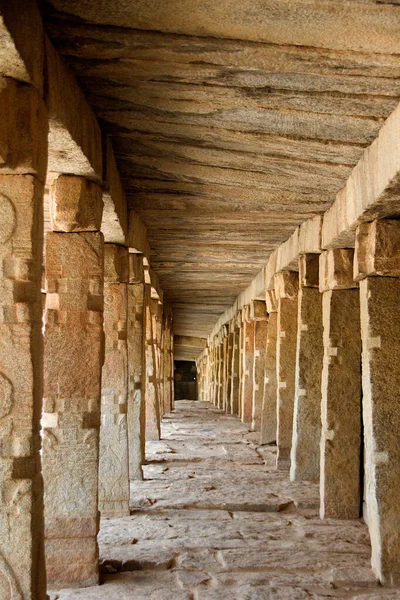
[{"x1": 174, "y1": 360, "x2": 198, "y2": 400}]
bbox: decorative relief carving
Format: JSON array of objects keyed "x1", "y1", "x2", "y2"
[
  {"x1": 0, "y1": 194, "x2": 16, "y2": 245},
  {"x1": 0, "y1": 551, "x2": 23, "y2": 600},
  {"x1": 0, "y1": 374, "x2": 13, "y2": 419}
]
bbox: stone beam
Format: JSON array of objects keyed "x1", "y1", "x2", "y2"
[{"x1": 101, "y1": 138, "x2": 128, "y2": 245}]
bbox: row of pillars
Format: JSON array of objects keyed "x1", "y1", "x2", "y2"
[
  {"x1": 0, "y1": 79, "x2": 174, "y2": 598},
  {"x1": 197, "y1": 222, "x2": 400, "y2": 586}
]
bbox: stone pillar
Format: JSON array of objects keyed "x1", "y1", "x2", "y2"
[
  {"x1": 127, "y1": 255, "x2": 145, "y2": 481},
  {"x1": 0, "y1": 80, "x2": 48, "y2": 599},
  {"x1": 43, "y1": 175, "x2": 104, "y2": 588},
  {"x1": 260, "y1": 290, "x2": 278, "y2": 445},
  {"x1": 225, "y1": 325, "x2": 234, "y2": 413},
  {"x1": 238, "y1": 314, "x2": 245, "y2": 419},
  {"x1": 356, "y1": 220, "x2": 400, "y2": 585},
  {"x1": 241, "y1": 306, "x2": 255, "y2": 424},
  {"x1": 251, "y1": 301, "x2": 268, "y2": 431},
  {"x1": 144, "y1": 286, "x2": 161, "y2": 440},
  {"x1": 230, "y1": 315, "x2": 241, "y2": 416},
  {"x1": 98, "y1": 244, "x2": 130, "y2": 517},
  {"x1": 163, "y1": 307, "x2": 173, "y2": 413},
  {"x1": 275, "y1": 272, "x2": 299, "y2": 470},
  {"x1": 216, "y1": 340, "x2": 223, "y2": 409},
  {"x1": 221, "y1": 332, "x2": 229, "y2": 411},
  {"x1": 319, "y1": 248, "x2": 361, "y2": 519},
  {"x1": 290, "y1": 254, "x2": 323, "y2": 482}
]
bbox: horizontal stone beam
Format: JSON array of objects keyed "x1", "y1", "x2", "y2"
[{"x1": 101, "y1": 138, "x2": 128, "y2": 245}]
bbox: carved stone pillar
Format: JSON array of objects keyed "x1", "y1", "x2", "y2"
[
  {"x1": 230, "y1": 315, "x2": 241, "y2": 416},
  {"x1": 241, "y1": 307, "x2": 255, "y2": 424},
  {"x1": 260, "y1": 290, "x2": 278, "y2": 445},
  {"x1": 98, "y1": 244, "x2": 130, "y2": 517},
  {"x1": 356, "y1": 220, "x2": 400, "y2": 585},
  {"x1": 275, "y1": 272, "x2": 298, "y2": 470},
  {"x1": 251, "y1": 300, "x2": 268, "y2": 431},
  {"x1": 144, "y1": 286, "x2": 160, "y2": 441},
  {"x1": 319, "y1": 249, "x2": 361, "y2": 519},
  {"x1": 0, "y1": 79, "x2": 48, "y2": 599},
  {"x1": 225, "y1": 324, "x2": 234, "y2": 413},
  {"x1": 127, "y1": 255, "x2": 145, "y2": 481},
  {"x1": 43, "y1": 175, "x2": 104, "y2": 588},
  {"x1": 290, "y1": 254, "x2": 323, "y2": 482}
]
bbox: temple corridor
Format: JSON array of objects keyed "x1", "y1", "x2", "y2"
[{"x1": 51, "y1": 401, "x2": 394, "y2": 600}]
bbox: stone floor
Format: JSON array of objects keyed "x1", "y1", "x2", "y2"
[{"x1": 50, "y1": 400, "x2": 400, "y2": 599}]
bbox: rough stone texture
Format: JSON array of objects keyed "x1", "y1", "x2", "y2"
[
  {"x1": 0, "y1": 114, "x2": 48, "y2": 599},
  {"x1": 230, "y1": 323, "x2": 240, "y2": 416},
  {"x1": 43, "y1": 230, "x2": 104, "y2": 588},
  {"x1": 276, "y1": 294, "x2": 298, "y2": 470},
  {"x1": 319, "y1": 248, "x2": 357, "y2": 292},
  {"x1": 360, "y1": 277, "x2": 400, "y2": 585},
  {"x1": 98, "y1": 244, "x2": 130, "y2": 517},
  {"x1": 144, "y1": 286, "x2": 161, "y2": 441},
  {"x1": 225, "y1": 330, "x2": 234, "y2": 413},
  {"x1": 40, "y1": 1, "x2": 400, "y2": 337},
  {"x1": 50, "y1": 175, "x2": 103, "y2": 232},
  {"x1": 290, "y1": 286, "x2": 323, "y2": 482},
  {"x1": 252, "y1": 301, "x2": 268, "y2": 432},
  {"x1": 241, "y1": 313, "x2": 254, "y2": 425},
  {"x1": 127, "y1": 254, "x2": 145, "y2": 481},
  {"x1": 50, "y1": 400, "x2": 396, "y2": 600},
  {"x1": 260, "y1": 311, "x2": 278, "y2": 445},
  {"x1": 320, "y1": 289, "x2": 361, "y2": 520},
  {"x1": 355, "y1": 220, "x2": 400, "y2": 281}
]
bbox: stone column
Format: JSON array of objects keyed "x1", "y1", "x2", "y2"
[
  {"x1": 241, "y1": 306, "x2": 255, "y2": 425},
  {"x1": 319, "y1": 248, "x2": 361, "y2": 519},
  {"x1": 0, "y1": 80, "x2": 48, "y2": 599},
  {"x1": 127, "y1": 255, "x2": 145, "y2": 481},
  {"x1": 216, "y1": 340, "x2": 223, "y2": 409},
  {"x1": 163, "y1": 307, "x2": 173, "y2": 413},
  {"x1": 98, "y1": 245, "x2": 130, "y2": 517},
  {"x1": 290, "y1": 254, "x2": 323, "y2": 482},
  {"x1": 260, "y1": 290, "x2": 278, "y2": 445},
  {"x1": 230, "y1": 315, "x2": 241, "y2": 416},
  {"x1": 238, "y1": 314, "x2": 245, "y2": 420},
  {"x1": 43, "y1": 175, "x2": 104, "y2": 588},
  {"x1": 144, "y1": 286, "x2": 161, "y2": 440},
  {"x1": 251, "y1": 301, "x2": 268, "y2": 431},
  {"x1": 356, "y1": 220, "x2": 400, "y2": 585},
  {"x1": 151, "y1": 299, "x2": 163, "y2": 417},
  {"x1": 225, "y1": 325, "x2": 234, "y2": 413},
  {"x1": 221, "y1": 332, "x2": 229, "y2": 411},
  {"x1": 275, "y1": 272, "x2": 299, "y2": 470}
]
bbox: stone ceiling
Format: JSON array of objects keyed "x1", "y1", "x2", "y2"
[{"x1": 39, "y1": 0, "x2": 400, "y2": 337}]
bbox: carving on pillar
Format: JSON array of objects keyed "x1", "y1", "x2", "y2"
[
  {"x1": 0, "y1": 552, "x2": 23, "y2": 600},
  {"x1": 0, "y1": 193, "x2": 16, "y2": 244},
  {"x1": 0, "y1": 374, "x2": 13, "y2": 419}
]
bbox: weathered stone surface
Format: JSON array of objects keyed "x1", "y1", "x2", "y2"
[
  {"x1": 99, "y1": 245, "x2": 130, "y2": 517},
  {"x1": 127, "y1": 275, "x2": 145, "y2": 481},
  {"x1": 320, "y1": 289, "x2": 361, "y2": 520},
  {"x1": 290, "y1": 286, "x2": 323, "y2": 482},
  {"x1": 276, "y1": 289, "x2": 298, "y2": 469},
  {"x1": 274, "y1": 271, "x2": 299, "y2": 301},
  {"x1": 260, "y1": 311, "x2": 278, "y2": 445},
  {"x1": 43, "y1": 230, "x2": 104, "y2": 588},
  {"x1": 0, "y1": 171, "x2": 47, "y2": 598},
  {"x1": 319, "y1": 248, "x2": 357, "y2": 292},
  {"x1": 41, "y1": 1, "x2": 400, "y2": 337},
  {"x1": 355, "y1": 220, "x2": 400, "y2": 281},
  {"x1": 360, "y1": 277, "x2": 400, "y2": 585},
  {"x1": 50, "y1": 175, "x2": 103, "y2": 232},
  {"x1": 0, "y1": 78, "x2": 48, "y2": 179},
  {"x1": 241, "y1": 312, "x2": 254, "y2": 425},
  {"x1": 49, "y1": 400, "x2": 384, "y2": 600},
  {"x1": 252, "y1": 301, "x2": 268, "y2": 432},
  {"x1": 144, "y1": 286, "x2": 161, "y2": 441},
  {"x1": 298, "y1": 253, "x2": 319, "y2": 288},
  {"x1": 230, "y1": 323, "x2": 240, "y2": 416}
]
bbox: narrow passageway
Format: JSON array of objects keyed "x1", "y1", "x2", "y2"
[{"x1": 50, "y1": 401, "x2": 394, "y2": 600}]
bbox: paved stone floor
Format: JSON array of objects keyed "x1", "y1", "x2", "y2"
[{"x1": 51, "y1": 400, "x2": 400, "y2": 599}]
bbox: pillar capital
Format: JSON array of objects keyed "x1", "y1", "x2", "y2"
[
  {"x1": 50, "y1": 174, "x2": 103, "y2": 232},
  {"x1": 274, "y1": 271, "x2": 299, "y2": 300},
  {"x1": 319, "y1": 248, "x2": 357, "y2": 292},
  {"x1": 355, "y1": 219, "x2": 400, "y2": 281},
  {"x1": 104, "y1": 243, "x2": 129, "y2": 283},
  {"x1": 299, "y1": 253, "x2": 320, "y2": 288},
  {"x1": 266, "y1": 288, "x2": 278, "y2": 313},
  {"x1": 250, "y1": 299, "x2": 268, "y2": 321}
]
